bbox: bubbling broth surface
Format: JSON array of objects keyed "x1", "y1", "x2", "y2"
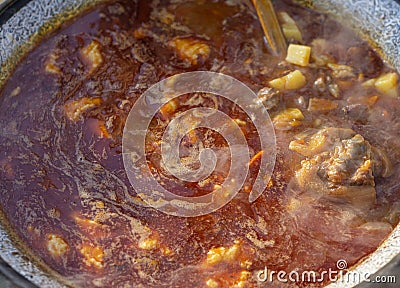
[{"x1": 0, "y1": 0, "x2": 400, "y2": 287}]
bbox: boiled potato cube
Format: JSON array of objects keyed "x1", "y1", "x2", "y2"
[
  {"x1": 269, "y1": 70, "x2": 306, "y2": 90},
  {"x1": 374, "y1": 72, "x2": 398, "y2": 97},
  {"x1": 286, "y1": 44, "x2": 311, "y2": 67},
  {"x1": 361, "y1": 78, "x2": 377, "y2": 88},
  {"x1": 279, "y1": 12, "x2": 303, "y2": 42}
]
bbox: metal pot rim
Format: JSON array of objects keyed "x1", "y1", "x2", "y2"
[{"x1": 0, "y1": 0, "x2": 400, "y2": 287}]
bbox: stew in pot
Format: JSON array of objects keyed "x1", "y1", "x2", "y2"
[{"x1": 0, "y1": 0, "x2": 399, "y2": 287}]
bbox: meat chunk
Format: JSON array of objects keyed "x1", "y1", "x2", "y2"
[
  {"x1": 80, "y1": 244, "x2": 104, "y2": 269},
  {"x1": 345, "y1": 46, "x2": 383, "y2": 78},
  {"x1": 205, "y1": 271, "x2": 250, "y2": 288},
  {"x1": 310, "y1": 38, "x2": 336, "y2": 66},
  {"x1": 138, "y1": 237, "x2": 159, "y2": 251},
  {"x1": 289, "y1": 127, "x2": 356, "y2": 158},
  {"x1": 64, "y1": 97, "x2": 102, "y2": 121},
  {"x1": 47, "y1": 234, "x2": 69, "y2": 258},
  {"x1": 289, "y1": 128, "x2": 392, "y2": 209},
  {"x1": 318, "y1": 134, "x2": 375, "y2": 186},
  {"x1": 327, "y1": 63, "x2": 355, "y2": 80},
  {"x1": 256, "y1": 87, "x2": 280, "y2": 110},
  {"x1": 168, "y1": 37, "x2": 210, "y2": 65},
  {"x1": 80, "y1": 41, "x2": 103, "y2": 74},
  {"x1": 273, "y1": 108, "x2": 304, "y2": 130},
  {"x1": 206, "y1": 241, "x2": 241, "y2": 265},
  {"x1": 308, "y1": 98, "x2": 338, "y2": 112},
  {"x1": 204, "y1": 240, "x2": 253, "y2": 269},
  {"x1": 342, "y1": 103, "x2": 370, "y2": 124},
  {"x1": 45, "y1": 52, "x2": 61, "y2": 74}
]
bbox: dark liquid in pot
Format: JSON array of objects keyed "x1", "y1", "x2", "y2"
[{"x1": 0, "y1": 0, "x2": 400, "y2": 287}]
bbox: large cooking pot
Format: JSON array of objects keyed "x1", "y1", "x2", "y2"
[{"x1": 0, "y1": 0, "x2": 400, "y2": 287}]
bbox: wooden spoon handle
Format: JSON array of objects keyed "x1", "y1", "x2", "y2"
[{"x1": 252, "y1": 0, "x2": 287, "y2": 57}]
